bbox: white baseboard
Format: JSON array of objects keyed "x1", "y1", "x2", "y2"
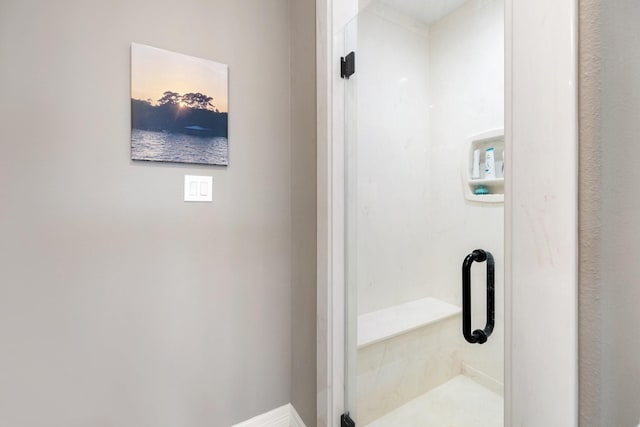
[
  {"x1": 289, "y1": 405, "x2": 305, "y2": 427},
  {"x1": 232, "y1": 403, "x2": 306, "y2": 427}
]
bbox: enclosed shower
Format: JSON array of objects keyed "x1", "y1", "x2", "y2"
[{"x1": 342, "y1": 0, "x2": 505, "y2": 425}]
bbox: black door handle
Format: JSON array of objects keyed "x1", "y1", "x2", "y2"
[{"x1": 462, "y1": 249, "x2": 495, "y2": 344}]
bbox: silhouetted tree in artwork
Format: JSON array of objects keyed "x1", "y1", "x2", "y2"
[
  {"x1": 182, "y1": 92, "x2": 216, "y2": 110},
  {"x1": 157, "y1": 91, "x2": 181, "y2": 105}
]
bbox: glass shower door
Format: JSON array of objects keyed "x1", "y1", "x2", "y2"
[{"x1": 343, "y1": 1, "x2": 505, "y2": 425}]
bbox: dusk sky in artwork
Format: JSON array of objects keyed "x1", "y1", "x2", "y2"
[{"x1": 131, "y1": 43, "x2": 228, "y2": 112}]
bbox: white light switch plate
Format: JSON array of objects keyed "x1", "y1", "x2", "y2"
[{"x1": 184, "y1": 175, "x2": 212, "y2": 202}]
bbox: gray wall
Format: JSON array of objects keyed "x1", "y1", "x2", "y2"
[
  {"x1": 580, "y1": 0, "x2": 640, "y2": 425},
  {"x1": 0, "y1": 0, "x2": 315, "y2": 426},
  {"x1": 290, "y1": 0, "x2": 318, "y2": 425},
  {"x1": 579, "y1": 0, "x2": 602, "y2": 425},
  {"x1": 599, "y1": 0, "x2": 640, "y2": 424}
]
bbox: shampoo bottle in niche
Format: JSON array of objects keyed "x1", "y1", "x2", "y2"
[
  {"x1": 484, "y1": 147, "x2": 496, "y2": 179},
  {"x1": 472, "y1": 149, "x2": 481, "y2": 179}
]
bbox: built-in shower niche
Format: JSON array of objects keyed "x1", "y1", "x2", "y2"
[{"x1": 462, "y1": 129, "x2": 505, "y2": 203}]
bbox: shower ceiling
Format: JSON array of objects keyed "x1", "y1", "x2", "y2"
[{"x1": 361, "y1": 0, "x2": 469, "y2": 24}]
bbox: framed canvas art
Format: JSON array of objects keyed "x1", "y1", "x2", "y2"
[{"x1": 131, "y1": 43, "x2": 229, "y2": 165}]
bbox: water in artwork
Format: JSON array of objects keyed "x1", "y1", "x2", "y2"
[{"x1": 131, "y1": 129, "x2": 228, "y2": 165}]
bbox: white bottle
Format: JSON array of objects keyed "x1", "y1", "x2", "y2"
[
  {"x1": 472, "y1": 149, "x2": 481, "y2": 179},
  {"x1": 484, "y1": 147, "x2": 496, "y2": 179}
]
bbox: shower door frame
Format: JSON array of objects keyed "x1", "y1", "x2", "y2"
[{"x1": 316, "y1": 0, "x2": 578, "y2": 425}]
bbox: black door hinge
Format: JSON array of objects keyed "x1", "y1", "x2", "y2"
[
  {"x1": 341, "y1": 413, "x2": 356, "y2": 427},
  {"x1": 341, "y1": 51, "x2": 355, "y2": 79}
]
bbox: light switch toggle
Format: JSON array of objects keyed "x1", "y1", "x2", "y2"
[{"x1": 184, "y1": 175, "x2": 213, "y2": 202}]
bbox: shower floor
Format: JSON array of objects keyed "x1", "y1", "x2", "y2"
[{"x1": 365, "y1": 375, "x2": 504, "y2": 427}]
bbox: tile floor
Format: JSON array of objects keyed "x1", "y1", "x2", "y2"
[{"x1": 365, "y1": 375, "x2": 504, "y2": 427}]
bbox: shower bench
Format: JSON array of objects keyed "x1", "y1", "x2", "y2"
[
  {"x1": 358, "y1": 297, "x2": 461, "y2": 348},
  {"x1": 356, "y1": 297, "x2": 464, "y2": 425}
]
